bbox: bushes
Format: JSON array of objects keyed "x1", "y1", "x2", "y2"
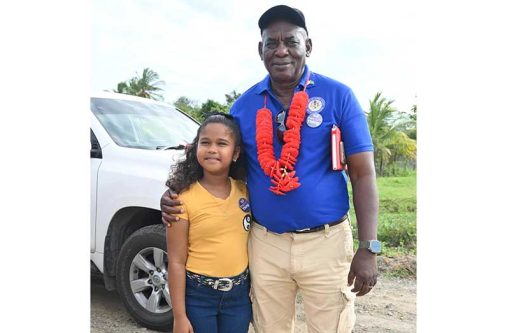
[
  {"x1": 380, "y1": 198, "x2": 416, "y2": 213},
  {"x1": 378, "y1": 213, "x2": 416, "y2": 249},
  {"x1": 348, "y1": 173, "x2": 417, "y2": 254},
  {"x1": 382, "y1": 164, "x2": 416, "y2": 177},
  {"x1": 350, "y1": 212, "x2": 416, "y2": 251}
]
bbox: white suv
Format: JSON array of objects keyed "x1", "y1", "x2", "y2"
[{"x1": 90, "y1": 92, "x2": 199, "y2": 331}]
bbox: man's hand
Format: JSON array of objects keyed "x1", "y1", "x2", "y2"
[
  {"x1": 160, "y1": 189, "x2": 183, "y2": 227},
  {"x1": 347, "y1": 248, "x2": 378, "y2": 296}
]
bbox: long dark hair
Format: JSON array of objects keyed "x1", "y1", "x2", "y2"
[{"x1": 166, "y1": 113, "x2": 246, "y2": 194}]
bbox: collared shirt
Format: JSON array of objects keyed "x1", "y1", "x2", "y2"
[{"x1": 230, "y1": 66, "x2": 373, "y2": 233}]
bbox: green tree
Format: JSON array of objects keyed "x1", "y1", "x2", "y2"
[
  {"x1": 115, "y1": 81, "x2": 129, "y2": 94},
  {"x1": 174, "y1": 96, "x2": 201, "y2": 120},
  {"x1": 225, "y1": 90, "x2": 241, "y2": 108},
  {"x1": 409, "y1": 104, "x2": 417, "y2": 121},
  {"x1": 197, "y1": 99, "x2": 228, "y2": 121},
  {"x1": 405, "y1": 104, "x2": 417, "y2": 140},
  {"x1": 366, "y1": 92, "x2": 416, "y2": 176},
  {"x1": 174, "y1": 90, "x2": 241, "y2": 122},
  {"x1": 114, "y1": 68, "x2": 165, "y2": 101},
  {"x1": 201, "y1": 99, "x2": 228, "y2": 114}
]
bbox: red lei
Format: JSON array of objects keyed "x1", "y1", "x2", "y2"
[{"x1": 255, "y1": 90, "x2": 309, "y2": 195}]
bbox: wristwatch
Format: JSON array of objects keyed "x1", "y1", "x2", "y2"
[{"x1": 358, "y1": 240, "x2": 382, "y2": 254}]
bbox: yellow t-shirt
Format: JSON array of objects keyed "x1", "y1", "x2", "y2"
[{"x1": 176, "y1": 178, "x2": 251, "y2": 277}]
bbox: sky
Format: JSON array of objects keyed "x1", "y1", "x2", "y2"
[{"x1": 92, "y1": 0, "x2": 416, "y2": 113}]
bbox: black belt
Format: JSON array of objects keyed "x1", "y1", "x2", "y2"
[
  {"x1": 291, "y1": 214, "x2": 348, "y2": 233},
  {"x1": 186, "y1": 269, "x2": 249, "y2": 292},
  {"x1": 253, "y1": 214, "x2": 348, "y2": 234}
]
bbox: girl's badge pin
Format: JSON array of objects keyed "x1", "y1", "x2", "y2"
[
  {"x1": 239, "y1": 198, "x2": 250, "y2": 212},
  {"x1": 243, "y1": 215, "x2": 251, "y2": 231},
  {"x1": 306, "y1": 113, "x2": 323, "y2": 128},
  {"x1": 306, "y1": 97, "x2": 325, "y2": 114}
]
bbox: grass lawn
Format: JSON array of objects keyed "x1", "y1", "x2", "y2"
[{"x1": 348, "y1": 171, "x2": 416, "y2": 256}]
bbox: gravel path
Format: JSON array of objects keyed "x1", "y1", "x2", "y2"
[{"x1": 91, "y1": 275, "x2": 415, "y2": 333}]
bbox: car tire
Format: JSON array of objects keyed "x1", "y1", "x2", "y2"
[{"x1": 116, "y1": 224, "x2": 173, "y2": 332}]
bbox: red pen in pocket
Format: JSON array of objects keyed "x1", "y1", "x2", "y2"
[{"x1": 331, "y1": 125, "x2": 345, "y2": 170}]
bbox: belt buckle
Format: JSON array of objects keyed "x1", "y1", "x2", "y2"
[{"x1": 214, "y1": 278, "x2": 233, "y2": 291}]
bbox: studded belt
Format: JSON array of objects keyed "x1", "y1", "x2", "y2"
[{"x1": 186, "y1": 269, "x2": 249, "y2": 292}]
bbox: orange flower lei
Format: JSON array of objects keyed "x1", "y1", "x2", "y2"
[{"x1": 255, "y1": 89, "x2": 309, "y2": 195}]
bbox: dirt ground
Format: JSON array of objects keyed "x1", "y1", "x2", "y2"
[{"x1": 91, "y1": 273, "x2": 416, "y2": 333}]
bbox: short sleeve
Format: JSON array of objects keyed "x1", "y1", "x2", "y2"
[
  {"x1": 174, "y1": 200, "x2": 189, "y2": 221},
  {"x1": 339, "y1": 88, "x2": 374, "y2": 156}
]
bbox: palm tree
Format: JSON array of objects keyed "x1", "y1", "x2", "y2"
[
  {"x1": 115, "y1": 81, "x2": 130, "y2": 94},
  {"x1": 114, "y1": 68, "x2": 165, "y2": 101},
  {"x1": 366, "y1": 92, "x2": 416, "y2": 175}
]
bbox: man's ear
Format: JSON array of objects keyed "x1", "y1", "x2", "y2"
[
  {"x1": 258, "y1": 41, "x2": 263, "y2": 60},
  {"x1": 305, "y1": 38, "x2": 313, "y2": 57}
]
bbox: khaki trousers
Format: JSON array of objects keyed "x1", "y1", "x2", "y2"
[{"x1": 248, "y1": 219, "x2": 356, "y2": 333}]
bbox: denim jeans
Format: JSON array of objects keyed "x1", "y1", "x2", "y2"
[{"x1": 185, "y1": 274, "x2": 252, "y2": 333}]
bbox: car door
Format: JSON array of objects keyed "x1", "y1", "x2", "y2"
[{"x1": 90, "y1": 129, "x2": 102, "y2": 252}]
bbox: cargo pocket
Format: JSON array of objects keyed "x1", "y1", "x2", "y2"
[{"x1": 337, "y1": 287, "x2": 356, "y2": 333}]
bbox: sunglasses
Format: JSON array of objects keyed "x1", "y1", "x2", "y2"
[{"x1": 276, "y1": 109, "x2": 287, "y2": 142}]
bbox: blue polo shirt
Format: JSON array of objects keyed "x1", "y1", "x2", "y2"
[{"x1": 230, "y1": 66, "x2": 373, "y2": 233}]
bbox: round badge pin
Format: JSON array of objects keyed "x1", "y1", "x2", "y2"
[
  {"x1": 243, "y1": 215, "x2": 251, "y2": 231},
  {"x1": 306, "y1": 97, "x2": 325, "y2": 114},
  {"x1": 306, "y1": 113, "x2": 323, "y2": 128}
]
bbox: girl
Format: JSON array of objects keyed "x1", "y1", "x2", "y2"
[{"x1": 165, "y1": 113, "x2": 252, "y2": 333}]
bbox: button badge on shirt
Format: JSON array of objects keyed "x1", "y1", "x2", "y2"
[
  {"x1": 306, "y1": 113, "x2": 323, "y2": 128},
  {"x1": 239, "y1": 198, "x2": 250, "y2": 212},
  {"x1": 242, "y1": 215, "x2": 251, "y2": 231},
  {"x1": 306, "y1": 97, "x2": 325, "y2": 114}
]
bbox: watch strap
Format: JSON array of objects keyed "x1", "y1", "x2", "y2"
[
  {"x1": 358, "y1": 240, "x2": 372, "y2": 248},
  {"x1": 358, "y1": 240, "x2": 381, "y2": 254}
]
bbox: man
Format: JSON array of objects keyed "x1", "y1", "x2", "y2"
[{"x1": 161, "y1": 5, "x2": 379, "y2": 333}]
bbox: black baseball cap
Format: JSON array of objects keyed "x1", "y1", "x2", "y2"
[{"x1": 258, "y1": 5, "x2": 308, "y2": 34}]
